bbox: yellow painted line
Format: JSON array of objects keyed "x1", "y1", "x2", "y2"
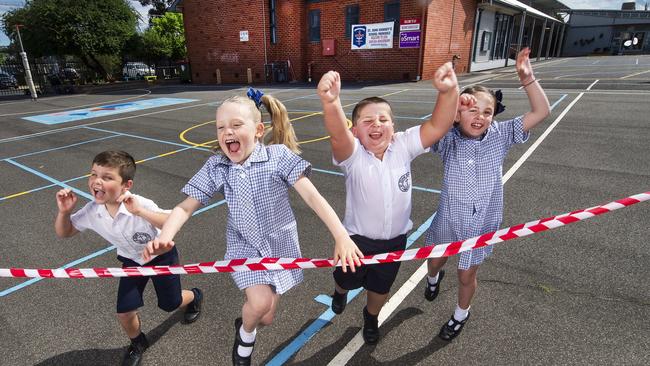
[
  {"x1": 179, "y1": 89, "x2": 409, "y2": 147},
  {"x1": 620, "y1": 69, "x2": 650, "y2": 79},
  {"x1": 2, "y1": 191, "x2": 31, "y2": 200}
]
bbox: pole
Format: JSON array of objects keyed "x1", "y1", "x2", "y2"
[{"x1": 15, "y1": 25, "x2": 37, "y2": 101}]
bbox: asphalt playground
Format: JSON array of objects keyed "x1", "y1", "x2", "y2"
[{"x1": 0, "y1": 55, "x2": 649, "y2": 365}]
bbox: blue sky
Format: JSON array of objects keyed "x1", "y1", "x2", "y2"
[
  {"x1": 0, "y1": 0, "x2": 151, "y2": 46},
  {"x1": 1, "y1": 1, "x2": 648, "y2": 47}
]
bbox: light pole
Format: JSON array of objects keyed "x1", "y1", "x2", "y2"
[{"x1": 15, "y1": 24, "x2": 38, "y2": 101}]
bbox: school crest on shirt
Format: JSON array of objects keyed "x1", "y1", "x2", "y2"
[
  {"x1": 132, "y1": 232, "x2": 153, "y2": 244},
  {"x1": 398, "y1": 172, "x2": 411, "y2": 192}
]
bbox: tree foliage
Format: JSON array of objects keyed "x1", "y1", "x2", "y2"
[
  {"x1": 136, "y1": 0, "x2": 175, "y2": 19},
  {"x1": 141, "y1": 12, "x2": 186, "y2": 61},
  {"x1": 2, "y1": 0, "x2": 138, "y2": 79}
]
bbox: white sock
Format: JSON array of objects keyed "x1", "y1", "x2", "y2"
[
  {"x1": 427, "y1": 273, "x2": 439, "y2": 289},
  {"x1": 238, "y1": 325, "x2": 256, "y2": 357},
  {"x1": 453, "y1": 304, "x2": 470, "y2": 322}
]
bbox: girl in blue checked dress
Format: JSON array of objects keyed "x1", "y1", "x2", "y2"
[
  {"x1": 143, "y1": 89, "x2": 362, "y2": 366},
  {"x1": 423, "y1": 48, "x2": 551, "y2": 341}
]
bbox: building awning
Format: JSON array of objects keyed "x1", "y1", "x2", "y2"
[{"x1": 488, "y1": 0, "x2": 565, "y2": 23}]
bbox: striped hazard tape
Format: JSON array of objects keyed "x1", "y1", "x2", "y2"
[{"x1": 1, "y1": 191, "x2": 648, "y2": 279}]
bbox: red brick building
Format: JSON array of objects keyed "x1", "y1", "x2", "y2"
[{"x1": 172, "y1": 0, "x2": 477, "y2": 84}]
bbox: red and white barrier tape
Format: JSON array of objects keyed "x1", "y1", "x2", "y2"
[{"x1": 2, "y1": 191, "x2": 648, "y2": 279}]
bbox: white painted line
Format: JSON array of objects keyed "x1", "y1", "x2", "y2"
[
  {"x1": 329, "y1": 93, "x2": 584, "y2": 366},
  {"x1": 502, "y1": 93, "x2": 583, "y2": 183},
  {"x1": 636, "y1": 58, "x2": 639, "y2": 65},
  {"x1": 620, "y1": 69, "x2": 650, "y2": 79},
  {"x1": 592, "y1": 60, "x2": 599, "y2": 65},
  {"x1": 586, "y1": 80, "x2": 599, "y2": 91}
]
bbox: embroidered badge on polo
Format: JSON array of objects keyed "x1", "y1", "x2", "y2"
[
  {"x1": 398, "y1": 172, "x2": 410, "y2": 192},
  {"x1": 132, "y1": 232, "x2": 153, "y2": 244}
]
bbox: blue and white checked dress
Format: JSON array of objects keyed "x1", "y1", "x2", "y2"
[
  {"x1": 425, "y1": 116, "x2": 529, "y2": 270},
  {"x1": 182, "y1": 143, "x2": 311, "y2": 294}
]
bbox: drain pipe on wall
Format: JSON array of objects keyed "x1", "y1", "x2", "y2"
[
  {"x1": 261, "y1": 0, "x2": 268, "y2": 67},
  {"x1": 416, "y1": 2, "x2": 428, "y2": 81}
]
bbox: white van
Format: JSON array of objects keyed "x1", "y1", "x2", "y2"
[{"x1": 122, "y1": 62, "x2": 155, "y2": 79}]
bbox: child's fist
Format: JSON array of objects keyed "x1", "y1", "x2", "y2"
[
  {"x1": 56, "y1": 188, "x2": 77, "y2": 214},
  {"x1": 142, "y1": 238, "x2": 175, "y2": 262},
  {"x1": 318, "y1": 71, "x2": 341, "y2": 103},
  {"x1": 433, "y1": 62, "x2": 458, "y2": 94}
]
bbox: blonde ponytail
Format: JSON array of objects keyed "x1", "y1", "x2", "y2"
[{"x1": 260, "y1": 94, "x2": 301, "y2": 154}]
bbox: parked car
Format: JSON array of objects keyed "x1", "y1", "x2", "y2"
[
  {"x1": 0, "y1": 71, "x2": 18, "y2": 89},
  {"x1": 123, "y1": 62, "x2": 155, "y2": 79}
]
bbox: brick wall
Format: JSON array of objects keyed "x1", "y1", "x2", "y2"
[{"x1": 181, "y1": 0, "x2": 477, "y2": 84}]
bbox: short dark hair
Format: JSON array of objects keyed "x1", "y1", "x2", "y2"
[
  {"x1": 92, "y1": 151, "x2": 136, "y2": 182},
  {"x1": 351, "y1": 97, "x2": 393, "y2": 125},
  {"x1": 461, "y1": 85, "x2": 497, "y2": 110}
]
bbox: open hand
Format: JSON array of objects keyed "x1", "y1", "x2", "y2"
[
  {"x1": 433, "y1": 62, "x2": 458, "y2": 94},
  {"x1": 56, "y1": 188, "x2": 77, "y2": 214},
  {"x1": 333, "y1": 236, "x2": 363, "y2": 273},
  {"x1": 318, "y1": 71, "x2": 341, "y2": 103},
  {"x1": 117, "y1": 191, "x2": 140, "y2": 215},
  {"x1": 142, "y1": 238, "x2": 175, "y2": 262},
  {"x1": 516, "y1": 47, "x2": 534, "y2": 84},
  {"x1": 458, "y1": 93, "x2": 477, "y2": 113}
]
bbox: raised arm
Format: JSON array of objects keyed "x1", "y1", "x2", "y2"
[
  {"x1": 55, "y1": 188, "x2": 79, "y2": 238},
  {"x1": 318, "y1": 71, "x2": 355, "y2": 162},
  {"x1": 420, "y1": 62, "x2": 459, "y2": 148},
  {"x1": 293, "y1": 176, "x2": 362, "y2": 273},
  {"x1": 517, "y1": 48, "x2": 551, "y2": 131},
  {"x1": 142, "y1": 196, "x2": 202, "y2": 262}
]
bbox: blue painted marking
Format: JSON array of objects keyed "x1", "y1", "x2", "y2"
[
  {"x1": 267, "y1": 212, "x2": 437, "y2": 365},
  {"x1": 550, "y1": 94, "x2": 567, "y2": 111},
  {"x1": 312, "y1": 167, "x2": 441, "y2": 194},
  {"x1": 22, "y1": 98, "x2": 198, "y2": 125},
  {"x1": 5, "y1": 159, "x2": 93, "y2": 200},
  {"x1": 0, "y1": 245, "x2": 117, "y2": 297},
  {"x1": 1, "y1": 134, "x2": 120, "y2": 161},
  {"x1": 84, "y1": 126, "x2": 212, "y2": 152}
]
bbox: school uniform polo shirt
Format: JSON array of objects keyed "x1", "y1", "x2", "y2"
[
  {"x1": 70, "y1": 194, "x2": 167, "y2": 265},
  {"x1": 335, "y1": 125, "x2": 428, "y2": 240}
]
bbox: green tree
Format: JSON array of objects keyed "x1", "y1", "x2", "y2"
[
  {"x1": 135, "y1": 0, "x2": 175, "y2": 19},
  {"x1": 141, "y1": 12, "x2": 186, "y2": 61},
  {"x1": 2, "y1": 0, "x2": 138, "y2": 80}
]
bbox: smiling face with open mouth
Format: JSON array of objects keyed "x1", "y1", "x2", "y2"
[
  {"x1": 216, "y1": 101, "x2": 265, "y2": 164},
  {"x1": 88, "y1": 164, "x2": 131, "y2": 205},
  {"x1": 352, "y1": 102, "x2": 395, "y2": 160},
  {"x1": 457, "y1": 91, "x2": 496, "y2": 139}
]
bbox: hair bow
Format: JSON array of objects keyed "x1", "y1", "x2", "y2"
[
  {"x1": 494, "y1": 89, "x2": 506, "y2": 116},
  {"x1": 247, "y1": 87, "x2": 264, "y2": 108}
]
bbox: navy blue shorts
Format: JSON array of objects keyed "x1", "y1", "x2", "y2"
[
  {"x1": 116, "y1": 247, "x2": 183, "y2": 313},
  {"x1": 333, "y1": 234, "x2": 407, "y2": 295}
]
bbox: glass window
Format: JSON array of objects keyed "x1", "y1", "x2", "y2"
[
  {"x1": 345, "y1": 5, "x2": 360, "y2": 39},
  {"x1": 384, "y1": 1, "x2": 400, "y2": 38},
  {"x1": 309, "y1": 9, "x2": 321, "y2": 42}
]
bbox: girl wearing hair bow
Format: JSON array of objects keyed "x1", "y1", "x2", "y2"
[
  {"x1": 144, "y1": 88, "x2": 362, "y2": 366},
  {"x1": 422, "y1": 48, "x2": 551, "y2": 341}
]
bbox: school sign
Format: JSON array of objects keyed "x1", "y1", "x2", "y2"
[{"x1": 351, "y1": 21, "x2": 394, "y2": 49}]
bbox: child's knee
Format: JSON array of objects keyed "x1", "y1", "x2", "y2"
[
  {"x1": 116, "y1": 310, "x2": 138, "y2": 322},
  {"x1": 247, "y1": 295, "x2": 274, "y2": 315},
  {"x1": 457, "y1": 269, "x2": 478, "y2": 287},
  {"x1": 259, "y1": 311, "x2": 276, "y2": 326},
  {"x1": 158, "y1": 296, "x2": 182, "y2": 313}
]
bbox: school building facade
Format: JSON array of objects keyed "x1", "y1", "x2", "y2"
[{"x1": 170, "y1": 0, "x2": 566, "y2": 83}]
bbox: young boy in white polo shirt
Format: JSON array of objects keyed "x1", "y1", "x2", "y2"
[
  {"x1": 54, "y1": 150, "x2": 203, "y2": 366},
  {"x1": 317, "y1": 63, "x2": 459, "y2": 344}
]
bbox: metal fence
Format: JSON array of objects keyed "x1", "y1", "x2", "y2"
[{"x1": 0, "y1": 58, "x2": 188, "y2": 98}]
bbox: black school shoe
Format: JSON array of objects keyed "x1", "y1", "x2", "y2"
[
  {"x1": 232, "y1": 317, "x2": 255, "y2": 366},
  {"x1": 121, "y1": 334, "x2": 149, "y2": 366},
  {"x1": 331, "y1": 290, "x2": 347, "y2": 314},
  {"x1": 362, "y1": 306, "x2": 380, "y2": 345},
  {"x1": 438, "y1": 312, "x2": 470, "y2": 341},
  {"x1": 184, "y1": 288, "x2": 203, "y2": 323},
  {"x1": 424, "y1": 270, "x2": 445, "y2": 301}
]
